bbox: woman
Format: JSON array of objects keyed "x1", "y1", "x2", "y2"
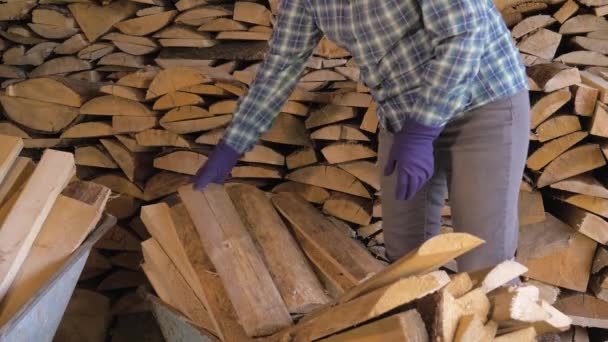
[{"x1": 193, "y1": 0, "x2": 530, "y2": 271}]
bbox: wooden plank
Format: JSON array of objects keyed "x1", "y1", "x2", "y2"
[
  {"x1": 0, "y1": 157, "x2": 34, "y2": 207},
  {"x1": 280, "y1": 271, "x2": 449, "y2": 342},
  {"x1": 0, "y1": 149, "x2": 74, "y2": 301},
  {"x1": 179, "y1": 184, "x2": 292, "y2": 337},
  {"x1": 0, "y1": 135, "x2": 23, "y2": 182},
  {"x1": 335, "y1": 233, "x2": 484, "y2": 304},
  {"x1": 320, "y1": 310, "x2": 428, "y2": 342},
  {"x1": 226, "y1": 184, "x2": 330, "y2": 314},
  {"x1": 141, "y1": 238, "x2": 216, "y2": 333},
  {"x1": 271, "y1": 192, "x2": 384, "y2": 285},
  {"x1": 0, "y1": 181, "x2": 110, "y2": 325}
]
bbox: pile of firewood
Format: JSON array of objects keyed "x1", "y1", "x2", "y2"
[
  {"x1": 138, "y1": 183, "x2": 573, "y2": 341},
  {"x1": 1, "y1": 0, "x2": 608, "y2": 340},
  {"x1": 0, "y1": 134, "x2": 111, "y2": 329}
]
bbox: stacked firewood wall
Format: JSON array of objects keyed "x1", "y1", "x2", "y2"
[{"x1": 1, "y1": 0, "x2": 608, "y2": 340}]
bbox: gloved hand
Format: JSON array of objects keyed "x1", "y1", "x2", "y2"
[
  {"x1": 384, "y1": 120, "x2": 443, "y2": 201},
  {"x1": 193, "y1": 141, "x2": 241, "y2": 191}
]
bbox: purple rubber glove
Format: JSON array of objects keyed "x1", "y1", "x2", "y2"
[
  {"x1": 193, "y1": 141, "x2": 241, "y2": 191},
  {"x1": 384, "y1": 120, "x2": 443, "y2": 201}
]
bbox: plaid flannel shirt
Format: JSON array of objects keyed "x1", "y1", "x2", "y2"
[{"x1": 223, "y1": 0, "x2": 528, "y2": 153}]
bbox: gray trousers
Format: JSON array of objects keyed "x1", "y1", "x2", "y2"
[{"x1": 378, "y1": 91, "x2": 530, "y2": 271}]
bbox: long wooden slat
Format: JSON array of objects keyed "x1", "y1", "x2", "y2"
[
  {"x1": 0, "y1": 149, "x2": 74, "y2": 301},
  {"x1": 271, "y1": 193, "x2": 384, "y2": 285},
  {"x1": 0, "y1": 182, "x2": 110, "y2": 325},
  {"x1": 179, "y1": 184, "x2": 292, "y2": 337},
  {"x1": 0, "y1": 135, "x2": 23, "y2": 185},
  {"x1": 335, "y1": 233, "x2": 484, "y2": 303},
  {"x1": 226, "y1": 184, "x2": 330, "y2": 314}
]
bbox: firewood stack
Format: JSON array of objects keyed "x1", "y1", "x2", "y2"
[{"x1": 0, "y1": 0, "x2": 608, "y2": 339}]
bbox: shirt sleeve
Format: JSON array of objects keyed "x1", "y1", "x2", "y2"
[
  {"x1": 222, "y1": 0, "x2": 322, "y2": 153},
  {"x1": 412, "y1": 0, "x2": 487, "y2": 127}
]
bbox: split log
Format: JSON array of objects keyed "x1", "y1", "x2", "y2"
[
  {"x1": 226, "y1": 184, "x2": 330, "y2": 314},
  {"x1": 106, "y1": 194, "x2": 141, "y2": 220},
  {"x1": 101, "y1": 139, "x2": 153, "y2": 182},
  {"x1": 78, "y1": 43, "x2": 115, "y2": 61},
  {"x1": 530, "y1": 89, "x2": 571, "y2": 129},
  {"x1": 281, "y1": 272, "x2": 449, "y2": 342},
  {"x1": 160, "y1": 115, "x2": 232, "y2": 134},
  {"x1": 556, "y1": 202, "x2": 608, "y2": 244},
  {"x1": 550, "y1": 173, "x2": 608, "y2": 198},
  {"x1": 336, "y1": 232, "x2": 484, "y2": 303},
  {"x1": 75, "y1": 146, "x2": 119, "y2": 169},
  {"x1": 580, "y1": 70, "x2": 608, "y2": 103},
  {"x1": 518, "y1": 189, "x2": 546, "y2": 226},
  {"x1": 98, "y1": 52, "x2": 145, "y2": 68},
  {"x1": 160, "y1": 105, "x2": 212, "y2": 123},
  {"x1": 338, "y1": 161, "x2": 380, "y2": 191},
  {"x1": 526, "y1": 131, "x2": 587, "y2": 171},
  {"x1": 271, "y1": 192, "x2": 384, "y2": 292},
  {"x1": 554, "y1": 294, "x2": 608, "y2": 329},
  {"x1": 0, "y1": 96, "x2": 79, "y2": 134},
  {"x1": 145, "y1": 66, "x2": 207, "y2": 100},
  {"x1": 322, "y1": 194, "x2": 372, "y2": 226},
  {"x1": 0, "y1": 157, "x2": 34, "y2": 207},
  {"x1": 153, "y1": 91, "x2": 203, "y2": 110},
  {"x1": 320, "y1": 310, "x2": 428, "y2": 342},
  {"x1": 527, "y1": 63, "x2": 580, "y2": 93},
  {"x1": 535, "y1": 115, "x2": 581, "y2": 142},
  {"x1": 305, "y1": 105, "x2": 357, "y2": 129},
  {"x1": 179, "y1": 184, "x2": 293, "y2": 337},
  {"x1": 7, "y1": 77, "x2": 93, "y2": 107},
  {"x1": 61, "y1": 122, "x2": 115, "y2": 139},
  {"x1": 591, "y1": 102, "x2": 608, "y2": 137},
  {"x1": 94, "y1": 225, "x2": 141, "y2": 252},
  {"x1": 135, "y1": 129, "x2": 190, "y2": 148},
  {"x1": 0, "y1": 149, "x2": 74, "y2": 301},
  {"x1": 114, "y1": 11, "x2": 177, "y2": 36},
  {"x1": 480, "y1": 260, "x2": 529, "y2": 294},
  {"x1": 286, "y1": 147, "x2": 317, "y2": 170},
  {"x1": 92, "y1": 173, "x2": 145, "y2": 200},
  {"x1": 554, "y1": 0, "x2": 578, "y2": 24},
  {"x1": 231, "y1": 165, "x2": 282, "y2": 179},
  {"x1": 311, "y1": 124, "x2": 370, "y2": 142},
  {"x1": 494, "y1": 327, "x2": 537, "y2": 342},
  {"x1": 261, "y1": 113, "x2": 310, "y2": 147},
  {"x1": 153, "y1": 150, "x2": 206, "y2": 175},
  {"x1": 241, "y1": 145, "x2": 284, "y2": 166},
  {"x1": 512, "y1": 14, "x2": 556, "y2": 38},
  {"x1": 272, "y1": 182, "x2": 330, "y2": 205},
  {"x1": 143, "y1": 171, "x2": 190, "y2": 201},
  {"x1": 555, "y1": 51, "x2": 608, "y2": 67},
  {"x1": 518, "y1": 29, "x2": 562, "y2": 61},
  {"x1": 29, "y1": 56, "x2": 92, "y2": 77},
  {"x1": 573, "y1": 84, "x2": 599, "y2": 116},
  {"x1": 174, "y1": 6, "x2": 233, "y2": 26},
  {"x1": 490, "y1": 285, "x2": 549, "y2": 328},
  {"x1": 81, "y1": 95, "x2": 156, "y2": 117},
  {"x1": 560, "y1": 15, "x2": 608, "y2": 34},
  {"x1": 517, "y1": 213, "x2": 597, "y2": 291},
  {"x1": 112, "y1": 116, "x2": 157, "y2": 134},
  {"x1": 537, "y1": 144, "x2": 606, "y2": 188},
  {"x1": 69, "y1": 0, "x2": 139, "y2": 42},
  {"x1": 286, "y1": 165, "x2": 371, "y2": 198},
  {"x1": 321, "y1": 142, "x2": 376, "y2": 164}
]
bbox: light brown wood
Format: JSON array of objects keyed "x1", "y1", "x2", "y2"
[
  {"x1": 179, "y1": 184, "x2": 293, "y2": 337},
  {"x1": 241, "y1": 145, "x2": 284, "y2": 166},
  {"x1": 161, "y1": 106, "x2": 212, "y2": 123},
  {"x1": 153, "y1": 150, "x2": 206, "y2": 176},
  {"x1": 591, "y1": 102, "x2": 608, "y2": 138},
  {"x1": 573, "y1": 84, "x2": 599, "y2": 116},
  {"x1": 322, "y1": 193, "x2": 372, "y2": 226},
  {"x1": 198, "y1": 17, "x2": 248, "y2": 32},
  {"x1": 153, "y1": 91, "x2": 203, "y2": 110},
  {"x1": 0, "y1": 182, "x2": 109, "y2": 325},
  {"x1": 175, "y1": 6, "x2": 233, "y2": 26},
  {"x1": 312, "y1": 124, "x2": 370, "y2": 142},
  {"x1": 557, "y1": 202, "x2": 608, "y2": 244},
  {"x1": 106, "y1": 194, "x2": 141, "y2": 220},
  {"x1": 0, "y1": 123, "x2": 29, "y2": 139},
  {"x1": 101, "y1": 139, "x2": 153, "y2": 182},
  {"x1": 555, "y1": 294, "x2": 608, "y2": 329},
  {"x1": 69, "y1": 0, "x2": 138, "y2": 42},
  {"x1": 454, "y1": 315, "x2": 496, "y2": 342},
  {"x1": 146, "y1": 66, "x2": 207, "y2": 100},
  {"x1": 322, "y1": 142, "x2": 377, "y2": 164},
  {"x1": 551, "y1": 173, "x2": 608, "y2": 198},
  {"x1": 480, "y1": 260, "x2": 528, "y2": 294},
  {"x1": 195, "y1": 129, "x2": 224, "y2": 146},
  {"x1": 581, "y1": 70, "x2": 608, "y2": 103},
  {"x1": 29, "y1": 56, "x2": 92, "y2": 77},
  {"x1": 305, "y1": 105, "x2": 357, "y2": 129},
  {"x1": 530, "y1": 89, "x2": 571, "y2": 129},
  {"x1": 416, "y1": 290, "x2": 465, "y2": 342},
  {"x1": 320, "y1": 309, "x2": 429, "y2": 342},
  {"x1": 98, "y1": 52, "x2": 145, "y2": 68},
  {"x1": 114, "y1": 10, "x2": 176, "y2": 36},
  {"x1": 135, "y1": 129, "x2": 190, "y2": 148},
  {"x1": 527, "y1": 131, "x2": 587, "y2": 171},
  {"x1": 0, "y1": 149, "x2": 74, "y2": 301},
  {"x1": 286, "y1": 147, "x2": 317, "y2": 170},
  {"x1": 231, "y1": 165, "x2": 282, "y2": 179},
  {"x1": 282, "y1": 271, "x2": 449, "y2": 342},
  {"x1": 61, "y1": 122, "x2": 115, "y2": 139},
  {"x1": 286, "y1": 165, "x2": 371, "y2": 198},
  {"x1": 78, "y1": 43, "x2": 115, "y2": 61},
  {"x1": 272, "y1": 182, "x2": 330, "y2": 205},
  {"x1": 100, "y1": 84, "x2": 145, "y2": 102},
  {"x1": 7, "y1": 77, "x2": 93, "y2": 107},
  {"x1": 160, "y1": 115, "x2": 232, "y2": 135},
  {"x1": 92, "y1": 173, "x2": 145, "y2": 200},
  {"x1": 141, "y1": 238, "x2": 216, "y2": 332},
  {"x1": 143, "y1": 171, "x2": 191, "y2": 201},
  {"x1": 512, "y1": 14, "x2": 556, "y2": 38},
  {"x1": 537, "y1": 144, "x2": 606, "y2": 188},
  {"x1": 336, "y1": 232, "x2": 484, "y2": 303},
  {"x1": 226, "y1": 184, "x2": 330, "y2": 314},
  {"x1": 216, "y1": 31, "x2": 271, "y2": 41},
  {"x1": 117, "y1": 67, "x2": 159, "y2": 89},
  {"x1": 536, "y1": 115, "x2": 581, "y2": 142},
  {"x1": 82, "y1": 95, "x2": 155, "y2": 118},
  {"x1": 112, "y1": 115, "x2": 158, "y2": 134},
  {"x1": 526, "y1": 280, "x2": 560, "y2": 304},
  {"x1": 271, "y1": 192, "x2": 384, "y2": 285},
  {"x1": 75, "y1": 146, "x2": 119, "y2": 169},
  {"x1": 490, "y1": 285, "x2": 548, "y2": 327},
  {"x1": 526, "y1": 63, "x2": 579, "y2": 92},
  {"x1": 518, "y1": 189, "x2": 546, "y2": 226},
  {"x1": 554, "y1": 0, "x2": 578, "y2": 23},
  {"x1": 0, "y1": 96, "x2": 79, "y2": 134},
  {"x1": 517, "y1": 213, "x2": 597, "y2": 291},
  {"x1": 261, "y1": 113, "x2": 310, "y2": 147},
  {"x1": 560, "y1": 14, "x2": 608, "y2": 34},
  {"x1": 234, "y1": 2, "x2": 271, "y2": 26},
  {"x1": 593, "y1": 247, "x2": 608, "y2": 274},
  {"x1": 0, "y1": 157, "x2": 34, "y2": 207}
]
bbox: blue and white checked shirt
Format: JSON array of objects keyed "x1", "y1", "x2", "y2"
[{"x1": 223, "y1": 0, "x2": 528, "y2": 153}]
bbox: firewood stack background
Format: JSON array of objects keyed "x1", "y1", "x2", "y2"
[{"x1": 0, "y1": 0, "x2": 608, "y2": 340}]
